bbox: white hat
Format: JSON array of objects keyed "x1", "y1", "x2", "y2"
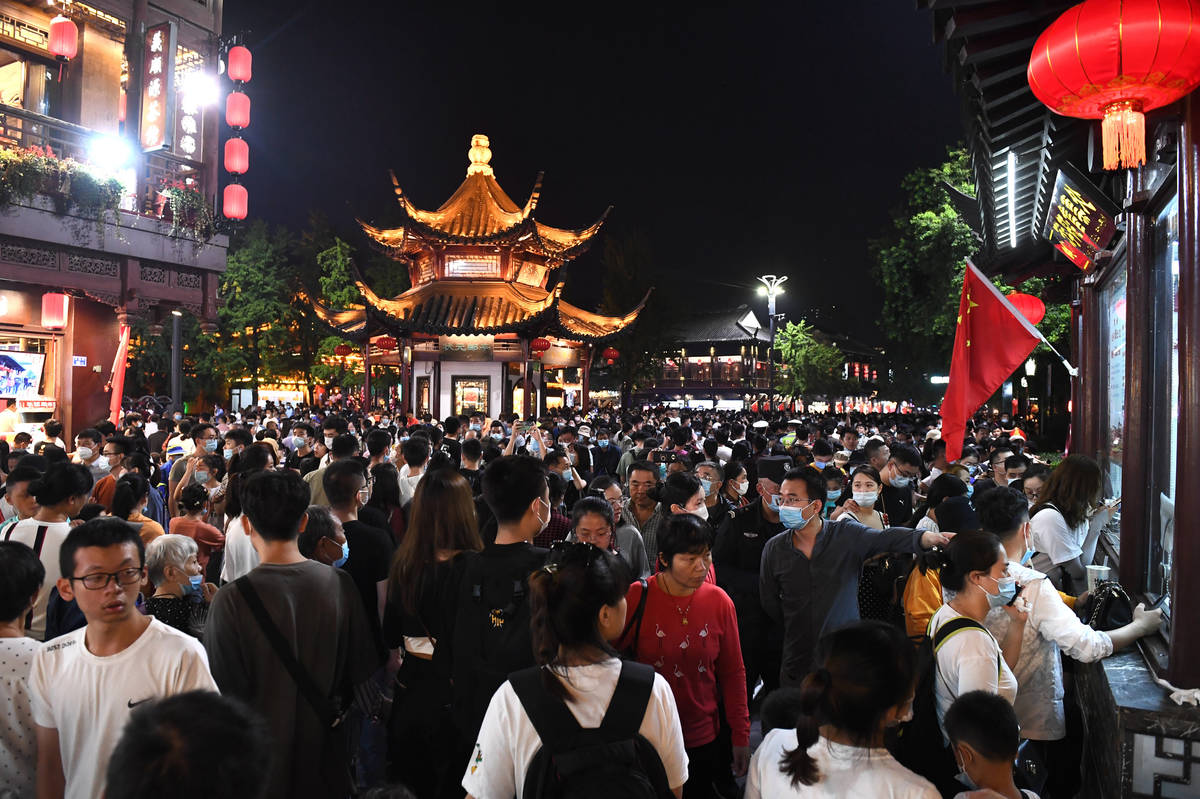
[
  {"x1": 577, "y1": 425, "x2": 592, "y2": 439},
  {"x1": 787, "y1": 419, "x2": 802, "y2": 426},
  {"x1": 925, "y1": 429, "x2": 942, "y2": 441},
  {"x1": 752, "y1": 420, "x2": 769, "y2": 429}
]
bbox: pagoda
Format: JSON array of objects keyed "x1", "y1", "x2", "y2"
[{"x1": 310, "y1": 134, "x2": 647, "y2": 418}]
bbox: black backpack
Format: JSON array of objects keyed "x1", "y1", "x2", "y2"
[
  {"x1": 451, "y1": 548, "x2": 543, "y2": 737},
  {"x1": 888, "y1": 616, "x2": 993, "y2": 794},
  {"x1": 858, "y1": 552, "x2": 916, "y2": 629},
  {"x1": 510, "y1": 660, "x2": 673, "y2": 799}
]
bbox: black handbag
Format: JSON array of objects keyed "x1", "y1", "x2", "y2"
[{"x1": 1077, "y1": 580, "x2": 1134, "y2": 630}]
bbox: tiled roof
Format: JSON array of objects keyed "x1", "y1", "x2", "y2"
[{"x1": 672, "y1": 306, "x2": 771, "y2": 344}]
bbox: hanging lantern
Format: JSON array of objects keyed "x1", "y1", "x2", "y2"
[
  {"x1": 375, "y1": 335, "x2": 397, "y2": 352},
  {"x1": 1006, "y1": 292, "x2": 1046, "y2": 326},
  {"x1": 226, "y1": 91, "x2": 250, "y2": 129},
  {"x1": 602, "y1": 346, "x2": 619, "y2": 365},
  {"x1": 48, "y1": 16, "x2": 78, "y2": 61},
  {"x1": 1028, "y1": 0, "x2": 1200, "y2": 170},
  {"x1": 334, "y1": 343, "x2": 353, "y2": 358},
  {"x1": 227, "y1": 45, "x2": 252, "y2": 83},
  {"x1": 222, "y1": 183, "x2": 248, "y2": 220},
  {"x1": 224, "y1": 136, "x2": 249, "y2": 174},
  {"x1": 41, "y1": 293, "x2": 69, "y2": 329},
  {"x1": 530, "y1": 337, "x2": 551, "y2": 358}
]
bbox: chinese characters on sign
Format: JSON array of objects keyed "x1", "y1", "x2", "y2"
[
  {"x1": 439, "y1": 335, "x2": 494, "y2": 362},
  {"x1": 139, "y1": 22, "x2": 176, "y2": 151},
  {"x1": 1042, "y1": 163, "x2": 1119, "y2": 271}
]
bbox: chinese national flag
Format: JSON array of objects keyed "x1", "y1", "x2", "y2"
[{"x1": 941, "y1": 261, "x2": 1042, "y2": 462}]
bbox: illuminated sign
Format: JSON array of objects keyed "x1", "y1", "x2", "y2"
[
  {"x1": 139, "y1": 22, "x2": 177, "y2": 152},
  {"x1": 1042, "y1": 163, "x2": 1119, "y2": 271},
  {"x1": 439, "y1": 335, "x2": 493, "y2": 362}
]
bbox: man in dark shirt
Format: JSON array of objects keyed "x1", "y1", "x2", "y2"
[
  {"x1": 284, "y1": 422, "x2": 318, "y2": 474},
  {"x1": 324, "y1": 460, "x2": 395, "y2": 657},
  {"x1": 878, "y1": 444, "x2": 922, "y2": 526},
  {"x1": 713, "y1": 455, "x2": 790, "y2": 702},
  {"x1": 458, "y1": 437, "x2": 483, "y2": 496},
  {"x1": 204, "y1": 469, "x2": 378, "y2": 799},
  {"x1": 440, "y1": 416, "x2": 463, "y2": 468}
]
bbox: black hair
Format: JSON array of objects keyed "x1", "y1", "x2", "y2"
[
  {"x1": 29, "y1": 462, "x2": 93, "y2": 508},
  {"x1": 943, "y1": 690, "x2": 1022, "y2": 761},
  {"x1": 224, "y1": 444, "x2": 274, "y2": 520},
  {"x1": 760, "y1": 687, "x2": 805, "y2": 736},
  {"x1": 546, "y1": 471, "x2": 567, "y2": 505},
  {"x1": 811, "y1": 439, "x2": 834, "y2": 458},
  {"x1": 77, "y1": 502, "x2": 106, "y2": 522},
  {"x1": 781, "y1": 466, "x2": 826, "y2": 504},
  {"x1": 112, "y1": 474, "x2": 150, "y2": 521},
  {"x1": 627, "y1": 460, "x2": 656, "y2": 480},
  {"x1": 401, "y1": 438, "x2": 428, "y2": 467},
  {"x1": 782, "y1": 621, "x2": 916, "y2": 786},
  {"x1": 647, "y1": 471, "x2": 701, "y2": 510},
  {"x1": 179, "y1": 483, "x2": 210, "y2": 515},
  {"x1": 461, "y1": 437, "x2": 483, "y2": 461},
  {"x1": 330, "y1": 433, "x2": 359, "y2": 459},
  {"x1": 443, "y1": 416, "x2": 461, "y2": 435},
  {"x1": 975, "y1": 486, "x2": 1030, "y2": 540},
  {"x1": 6, "y1": 463, "x2": 44, "y2": 488},
  {"x1": 223, "y1": 428, "x2": 254, "y2": 449},
  {"x1": 104, "y1": 690, "x2": 271, "y2": 799},
  {"x1": 105, "y1": 436, "x2": 133, "y2": 457},
  {"x1": 482, "y1": 455, "x2": 548, "y2": 524},
  {"x1": 888, "y1": 444, "x2": 922, "y2": 469},
  {"x1": 322, "y1": 415, "x2": 348, "y2": 434},
  {"x1": 299, "y1": 506, "x2": 339, "y2": 558},
  {"x1": 1003, "y1": 453, "x2": 1030, "y2": 471},
  {"x1": 76, "y1": 427, "x2": 101, "y2": 444},
  {"x1": 366, "y1": 462, "x2": 403, "y2": 510},
  {"x1": 427, "y1": 451, "x2": 455, "y2": 475},
  {"x1": 863, "y1": 438, "x2": 888, "y2": 460},
  {"x1": 916, "y1": 530, "x2": 1004, "y2": 591},
  {"x1": 365, "y1": 429, "x2": 392, "y2": 458},
  {"x1": 0, "y1": 541, "x2": 44, "y2": 622},
  {"x1": 323, "y1": 459, "x2": 366, "y2": 508},
  {"x1": 571, "y1": 495, "x2": 614, "y2": 530},
  {"x1": 240, "y1": 469, "x2": 310, "y2": 542},
  {"x1": 528, "y1": 542, "x2": 631, "y2": 699},
  {"x1": 656, "y1": 512, "x2": 714, "y2": 566},
  {"x1": 59, "y1": 517, "x2": 146, "y2": 577},
  {"x1": 587, "y1": 474, "x2": 620, "y2": 494}
]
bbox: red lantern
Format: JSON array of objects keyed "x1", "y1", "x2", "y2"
[
  {"x1": 530, "y1": 337, "x2": 551, "y2": 358},
  {"x1": 1029, "y1": 0, "x2": 1200, "y2": 170},
  {"x1": 1006, "y1": 292, "x2": 1046, "y2": 326},
  {"x1": 226, "y1": 91, "x2": 250, "y2": 129},
  {"x1": 41, "y1": 293, "x2": 69, "y2": 329},
  {"x1": 602, "y1": 346, "x2": 619, "y2": 365},
  {"x1": 224, "y1": 136, "x2": 248, "y2": 175},
  {"x1": 334, "y1": 344, "x2": 353, "y2": 358},
  {"x1": 48, "y1": 16, "x2": 78, "y2": 60},
  {"x1": 222, "y1": 183, "x2": 248, "y2": 220},
  {"x1": 227, "y1": 45, "x2": 252, "y2": 83},
  {"x1": 375, "y1": 335, "x2": 397, "y2": 352}
]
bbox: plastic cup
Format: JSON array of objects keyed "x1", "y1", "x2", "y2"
[{"x1": 1086, "y1": 564, "x2": 1111, "y2": 593}]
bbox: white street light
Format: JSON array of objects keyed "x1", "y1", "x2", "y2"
[
  {"x1": 756, "y1": 275, "x2": 788, "y2": 413},
  {"x1": 1025, "y1": 357, "x2": 1036, "y2": 377}
]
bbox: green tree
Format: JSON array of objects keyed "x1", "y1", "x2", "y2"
[
  {"x1": 773, "y1": 320, "x2": 846, "y2": 397},
  {"x1": 214, "y1": 221, "x2": 296, "y2": 405}
]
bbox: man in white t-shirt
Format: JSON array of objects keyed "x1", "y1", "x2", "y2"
[
  {"x1": 0, "y1": 540, "x2": 45, "y2": 797},
  {"x1": 29, "y1": 517, "x2": 217, "y2": 799}
]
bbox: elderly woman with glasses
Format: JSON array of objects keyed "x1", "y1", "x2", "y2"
[
  {"x1": 144, "y1": 534, "x2": 214, "y2": 638},
  {"x1": 566, "y1": 493, "x2": 651, "y2": 579}
]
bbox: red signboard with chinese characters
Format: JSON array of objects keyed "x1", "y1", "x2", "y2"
[
  {"x1": 1042, "y1": 163, "x2": 1120, "y2": 271},
  {"x1": 139, "y1": 22, "x2": 176, "y2": 151}
]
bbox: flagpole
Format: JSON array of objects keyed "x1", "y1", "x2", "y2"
[{"x1": 966, "y1": 260, "x2": 1080, "y2": 377}]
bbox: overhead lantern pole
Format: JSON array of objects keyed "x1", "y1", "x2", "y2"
[{"x1": 757, "y1": 274, "x2": 788, "y2": 414}]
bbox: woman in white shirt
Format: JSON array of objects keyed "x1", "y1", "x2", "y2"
[
  {"x1": 922, "y1": 531, "x2": 1028, "y2": 740},
  {"x1": 830, "y1": 466, "x2": 887, "y2": 529},
  {"x1": 1028, "y1": 455, "x2": 1117, "y2": 592},
  {"x1": 463, "y1": 542, "x2": 688, "y2": 799},
  {"x1": 745, "y1": 620, "x2": 938, "y2": 799}
]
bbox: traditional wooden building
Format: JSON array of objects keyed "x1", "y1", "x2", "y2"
[{"x1": 310, "y1": 135, "x2": 646, "y2": 418}]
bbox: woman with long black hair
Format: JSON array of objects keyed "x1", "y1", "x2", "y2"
[{"x1": 463, "y1": 541, "x2": 688, "y2": 799}]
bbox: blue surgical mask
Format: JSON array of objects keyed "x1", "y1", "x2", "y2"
[
  {"x1": 470, "y1": 424, "x2": 481, "y2": 431},
  {"x1": 767, "y1": 493, "x2": 783, "y2": 511},
  {"x1": 204, "y1": 439, "x2": 219, "y2": 452},
  {"x1": 332, "y1": 540, "x2": 349, "y2": 568},
  {"x1": 182, "y1": 574, "x2": 203, "y2": 599},
  {"x1": 891, "y1": 475, "x2": 913, "y2": 489},
  {"x1": 983, "y1": 575, "x2": 1018, "y2": 609},
  {"x1": 194, "y1": 470, "x2": 209, "y2": 484},
  {"x1": 966, "y1": 483, "x2": 974, "y2": 498},
  {"x1": 1020, "y1": 531, "x2": 1035, "y2": 566},
  {"x1": 598, "y1": 439, "x2": 609, "y2": 448},
  {"x1": 778, "y1": 502, "x2": 818, "y2": 530},
  {"x1": 824, "y1": 498, "x2": 838, "y2": 518},
  {"x1": 223, "y1": 448, "x2": 234, "y2": 461},
  {"x1": 658, "y1": 463, "x2": 667, "y2": 479},
  {"x1": 491, "y1": 433, "x2": 503, "y2": 441},
  {"x1": 699, "y1": 478, "x2": 713, "y2": 496}
]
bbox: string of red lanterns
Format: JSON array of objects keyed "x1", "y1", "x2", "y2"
[
  {"x1": 375, "y1": 335, "x2": 397, "y2": 352},
  {"x1": 223, "y1": 41, "x2": 252, "y2": 220}
]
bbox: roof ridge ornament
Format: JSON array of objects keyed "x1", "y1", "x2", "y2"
[{"x1": 466, "y1": 134, "x2": 494, "y2": 177}]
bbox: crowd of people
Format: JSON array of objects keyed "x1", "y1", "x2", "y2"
[{"x1": 0, "y1": 403, "x2": 1165, "y2": 798}]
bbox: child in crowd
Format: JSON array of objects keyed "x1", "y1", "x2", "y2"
[{"x1": 944, "y1": 690, "x2": 1039, "y2": 799}]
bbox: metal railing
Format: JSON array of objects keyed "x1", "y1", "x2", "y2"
[{"x1": 0, "y1": 103, "x2": 208, "y2": 216}]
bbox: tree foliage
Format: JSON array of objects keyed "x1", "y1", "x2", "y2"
[{"x1": 773, "y1": 320, "x2": 845, "y2": 397}]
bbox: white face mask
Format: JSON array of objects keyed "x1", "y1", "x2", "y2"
[
  {"x1": 692, "y1": 503, "x2": 709, "y2": 521},
  {"x1": 852, "y1": 491, "x2": 878, "y2": 508},
  {"x1": 734, "y1": 480, "x2": 749, "y2": 496},
  {"x1": 75, "y1": 446, "x2": 94, "y2": 460},
  {"x1": 324, "y1": 436, "x2": 334, "y2": 448}
]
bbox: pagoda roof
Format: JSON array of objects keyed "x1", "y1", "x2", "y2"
[
  {"x1": 358, "y1": 135, "x2": 608, "y2": 256},
  {"x1": 306, "y1": 278, "x2": 648, "y2": 343}
]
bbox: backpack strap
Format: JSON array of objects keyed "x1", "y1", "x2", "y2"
[
  {"x1": 932, "y1": 616, "x2": 1002, "y2": 680},
  {"x1": 598, "y1": 660, "x2": 655, "y2": 738},
  {"x1": 510, "y1": 665, "x2": 584, "y2": 754},
  {"x1": 23, "y1": 525, "x2": 49, "y2": 632}
]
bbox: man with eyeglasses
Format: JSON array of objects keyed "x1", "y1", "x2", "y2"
[
  {"x1": 878, "y1": 444, "x2": 924, "y2": 526},
  {"x1": 168, "y1": 424, "x2": 219, "y2": 517},
  {"x1": 28, "y1": 517, "x2": 216, "y2": 799}
]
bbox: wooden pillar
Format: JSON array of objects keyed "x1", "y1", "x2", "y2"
[
  {"x1": 401, "y1": 339, "x2": 412, "y2": 417},
  {"x1": 1169, "y1": 91, "x2": 1200, "y2": 686},
  {"x1": 432, "y1": 360, "x2": 442, "y2": 419},
  {"x1": 1120, "y1": 169, "x2": 1151, "y2": 590},
  {"x1": 580, "y1": 344, "x2": 591, "y2": 412},
  {"x1": 362, "y1": 335, "x2": 371, "y2": 410},
  {"x1": 522, "y1": 339, "x2": 535, "y2": 420}
]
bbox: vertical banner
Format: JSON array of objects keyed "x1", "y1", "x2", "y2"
[
  {"x1": 108, "y1": 325, "x2": 130, "y2": 425},
  {"x1": 139, "y1": 21, "x2": 177, "y2": 151}
]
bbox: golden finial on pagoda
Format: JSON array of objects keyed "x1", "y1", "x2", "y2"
[{"x1": 466, "y1": 134, "x2": 494, "y2": 177}]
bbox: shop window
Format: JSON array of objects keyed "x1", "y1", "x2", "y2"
[
  {"x1": 1101, "y1": 265, "x2": 1127, "y2": 493},
  {"x1": 0, "y1": 46, "x2": 62, "y2": 122},
  {"x1": 1148, "y1": 195, "x2": 1180, "y2": 608},
  {"x1": 452, "y1": 376, "x2": 489, "y2": 416},
  {"x1": 415, "y1": 376, "x2": 430, "y2": 415}
]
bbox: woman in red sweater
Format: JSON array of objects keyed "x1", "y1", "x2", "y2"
[{"x1": 619, "y1": 512, "x2": 749, "y2": 799}]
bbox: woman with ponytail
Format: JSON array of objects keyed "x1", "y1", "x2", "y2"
[
  {"x1": 462, "y1": 541, "x2": 688, "y2": 799},
  {"x1": 111, "y1": 472, "x2": 164, "y2": 545},
  {"x1": 746, "y1": 620, "x2": 938, "y2": 798}
]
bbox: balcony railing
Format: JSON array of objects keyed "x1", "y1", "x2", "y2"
[{"x1": 0, "y1": 103, "x2": 208, "y2": 218}]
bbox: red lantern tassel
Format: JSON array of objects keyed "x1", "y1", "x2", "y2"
[{"x1": 1102, "y1": 101, "x2": 1145, "y2": 170}]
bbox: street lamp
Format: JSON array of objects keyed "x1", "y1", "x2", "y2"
[
  {"x1": 1025, "y1": 357, "x2": 1037, "y2": 377},
  {"x1": 756, "y1": 274, "x2": 788, "y2": 413},
  {"x1": 170, "y1": 309, "x2": 183, "y2": 414}
]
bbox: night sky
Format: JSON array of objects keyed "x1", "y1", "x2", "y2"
[{"x1": 223, "y1": 1, "x2": 962, "y2": 342}]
